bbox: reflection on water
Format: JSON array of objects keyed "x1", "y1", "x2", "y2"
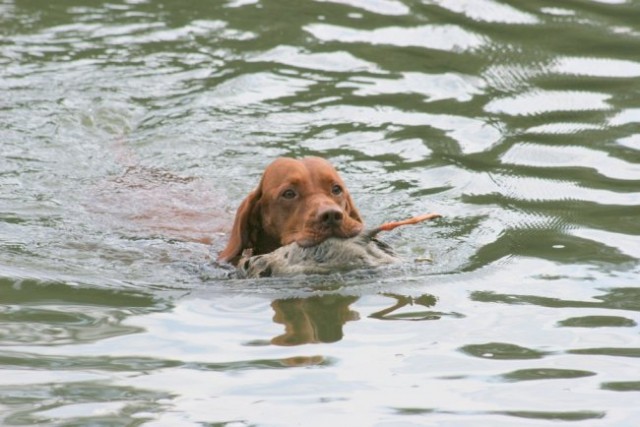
[
  {"x1": 269, "y1": 292, "x2": 458, "y2": 346},
  {"x1": 471, "y1": 286, "x2": 640, "y2": 311},
  {"x1": 2, "y1": 0, "x2": 640, "y2": 424},
  {"x1": 271, "y1": 295, "x2": 359, "y2": 346},
  {"x1": 0, "y1": 278, "x2": 164, "y2": 346},
  {"x1": 368, "y1": 293, "x2": 463, "y2": 321}
]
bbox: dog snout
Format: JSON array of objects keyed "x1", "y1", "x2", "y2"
[{"x1": 318, "y1": 206, "x2": 344, "y2": 227}]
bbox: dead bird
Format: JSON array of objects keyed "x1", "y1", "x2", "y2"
[{"x1": 237, "y1": 213, "x2": 441, "y2": 278}]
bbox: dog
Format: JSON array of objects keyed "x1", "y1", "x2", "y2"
[{"x1": 218, "y1": 157, "x2": 364, "y2": 266}]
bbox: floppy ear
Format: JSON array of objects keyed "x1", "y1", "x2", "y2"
[
  {"x1": 218, "y1": 189, "x2": 262, "y2": 265},
  {"x1": 343, "y1": 190, "x2": 363, "y2": 224}
]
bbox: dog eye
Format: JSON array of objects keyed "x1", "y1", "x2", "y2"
[
  {"x1": 331, "y1": 184, "x2": 343, "y2": 195},
  {"x1": 281, "y1": 189, "x2": 297, "y2": 199}
]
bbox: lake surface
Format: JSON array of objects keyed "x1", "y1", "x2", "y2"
[{"x1": 2, "y1": 0, "x2": 640, "y2": 425}]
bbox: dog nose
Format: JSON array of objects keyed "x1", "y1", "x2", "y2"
[{"x1": 318, "y1": 206, "x2": 344, "y2": 227}]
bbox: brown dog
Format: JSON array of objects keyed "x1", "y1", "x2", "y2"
[{"x1": 218, "y1": 157, "x2": 364, "y2": 265}]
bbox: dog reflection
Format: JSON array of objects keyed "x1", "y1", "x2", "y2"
[{"x1": 271, "y1": 295, "x2": 359, "y2": 346}]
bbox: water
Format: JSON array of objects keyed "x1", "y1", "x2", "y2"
[{"x1": 2, "y1": 0, "x2": 640, "y2": 425}]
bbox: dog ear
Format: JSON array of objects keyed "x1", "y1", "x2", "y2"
[
  {"x1": 343, "y1": 190, "x2": 363, "y2": 225},
  {"x1": 218, "y1": 188, "x2": 261, "y2": 265}
]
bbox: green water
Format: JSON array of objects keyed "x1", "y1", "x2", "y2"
[{"x1": 2, "y1": 0, "x2": 640, "y2": 425}]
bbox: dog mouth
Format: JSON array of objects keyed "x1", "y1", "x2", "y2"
[{"x1": 293, "y1": 225, "x2": 363, "y2": 248}]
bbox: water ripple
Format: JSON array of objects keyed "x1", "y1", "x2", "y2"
[
  {"x1": 338, "y1": 72, "x2": 484, "y2": 102},
  {"x1": 3, "y1": 0, "x2": 640, "y2": 424},
  {"x1": 485, "y1": 90, "x2": 612, "y2": 116},
  {"x1": 316, "y1": 0, "x2": 410, "y2": 16},
  {"x1": 501, "y1": 143, "x2": 640, "y2": 181},
  {"x1": 250, "y1": 45, "x2": 380, "y2": 72},
  {"x1": 553, "y1": 56, "x2": 640, "y2": 78},
  {"x1": 425, "y1": 0, "x2": 539, "y2": 24},
  {"x1": 305, "y1": 23, "x2": 486, "y2": 51}
]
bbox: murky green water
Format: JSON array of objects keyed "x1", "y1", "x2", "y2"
[{"x1": 2, "y1": 0, "x2": 640, "y2": 425}]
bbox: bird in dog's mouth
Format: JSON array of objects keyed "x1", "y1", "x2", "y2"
[{"x1": 237, "y1": 213, "x2": 441, "y2": 278}]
